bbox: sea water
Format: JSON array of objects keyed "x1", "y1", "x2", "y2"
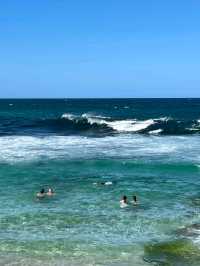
[{"x1": 0, "y1": 99, "x2": 200, "y2": 265}]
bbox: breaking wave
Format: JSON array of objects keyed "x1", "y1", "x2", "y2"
[
  {"x1": 1, "y1": 113, "x2": 200, "y2": 136},
  {"x1": 58, "y1": 113, "x2": 157, "y2": 134},
  {"x1": 54, "y1": 114, "x2": 200, "y2": 135}
]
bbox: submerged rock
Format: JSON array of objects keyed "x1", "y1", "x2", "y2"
[
  {"x1": 143, "y1": 239, "x2": 200, "y2": 266},
  {"x1": 176, "y1": 223, "x2": 200, "y2": 238},
  {"x1": 191, "y1": 198, "x2": 200, "y2": 206},
  {"x1": 189, "y1": 195, "x2": 200, "y2": 206}
]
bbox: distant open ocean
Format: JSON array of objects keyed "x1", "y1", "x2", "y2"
[{"x1": 1, "y1": 98, "x2": 200, "y2": 265}]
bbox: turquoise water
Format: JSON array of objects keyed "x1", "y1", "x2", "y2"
[{"x1": 0, "y1": 99, "x2": 200, "y2": 265}]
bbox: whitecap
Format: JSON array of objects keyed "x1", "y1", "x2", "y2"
[
  {"x1": 81, "y1": 113, "x2": 111, "y2": 120},
  {"x1": 61, "y1": 113, "x2": 76, "y2": 120},
  {"x1": 149, "y1": 129, "x2": 163, "y2": 135},
  {"x1": 155, "y1": 117, "x2": 171, "y2": 122},
  {"x1": 60, "y1": 114, "x2": 176, "y2": 134},
  {"x1": 105, "y1": 119, "x2": 155, "y2": 132}
]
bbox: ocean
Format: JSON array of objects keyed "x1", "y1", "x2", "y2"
[{"x1": 0, "y1": 98, "x2": 200, "y2": 265}]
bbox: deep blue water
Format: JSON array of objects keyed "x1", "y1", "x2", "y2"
[
  {"x1": 1, "y1": 98, "x2": 200, "y2": 136},
  {"x1": 0, "y1": 99, "x2": 200, "y2": 265}
]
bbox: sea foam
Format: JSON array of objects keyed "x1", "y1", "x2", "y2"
[
  {"x1": 0, "y1": 134, "x2": 199, "y2": 163},
  {"x1": 61, "y1": 113, "x2": 156, "y2": 133}
]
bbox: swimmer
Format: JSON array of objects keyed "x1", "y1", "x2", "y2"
[
  {"x1": 101, "y1": 181, "x2": 113, "y2": 186},
  {"x1": 36, "y1": 188, "x2": 45, "y2": 198},
  {"x1": 46, "y1": 188, "x2": 54, "y2": 196},
  {"x1": 120, "y1": 195, "x2": 128, "y2": 208},
  {"x1": 93, "y1": 181, "x2": 113, "y2": 186},
  {"x1": 131, "y1": 195, "x2": 139, "y2": 205}
]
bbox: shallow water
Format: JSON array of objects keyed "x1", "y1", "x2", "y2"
[{"x1": 0, "y1": 99, "x2": 200, "y2": 265}]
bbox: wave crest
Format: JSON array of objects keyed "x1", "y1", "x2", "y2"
[
  {"x1": 59, "y1": 114, "x2": 200, "y2": 135},
  {"x1": 60, "y1": 113, "x2": 155, "y2": 133},
  {"x1": 1, "y1": 113, "x2": 200, "y2": 136}
]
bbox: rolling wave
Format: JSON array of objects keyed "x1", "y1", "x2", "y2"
[
  {"x1": 58, "y1": 114, "x2": 200, "y2": 135},
  {"x1": 60, "y1": 113, "x2": 156, "y2": 133},
  {"x1": 1, "y1": 113, "x2": 200, "y2": 136}
]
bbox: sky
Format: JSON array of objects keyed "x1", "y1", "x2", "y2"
[{"x1": 0, "y1": 0, "x2": 200, "y2": 98}]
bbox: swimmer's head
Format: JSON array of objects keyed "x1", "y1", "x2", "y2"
[
  {"x1": 123, "y1": 195, "x2": 127, "y2": 202},
  {"x1": 133, "y1": 195, "x2": 137, "y2": 202},
  {"x1": 40, "y1": 188, "x2": 45, "y2": 194}
]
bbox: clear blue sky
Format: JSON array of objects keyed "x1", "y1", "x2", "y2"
[{"x1": 0, "y1": 0, "x2": 200, "y2": 98}]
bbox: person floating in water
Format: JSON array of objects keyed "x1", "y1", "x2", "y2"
[
  {"x1": 46, "y1": 187, "x2": 54, "y2": 196},
  {"x1": 131, "y1": 195, "x2": 139, "y2": 205},
  {"x1": 36, "y1": 188, "x2": 45, "y2": 198},
  {"x1": 120, "y1": 195, "x2": 128, "y2": 208},
  {"x1": 101, "y1": 181, "x2": 113, "y2": 186},
  {"x1": 93, "y1": 181, "x2": 113, "y2": 186}
]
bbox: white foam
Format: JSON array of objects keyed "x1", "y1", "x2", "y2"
[
  {"x1": 0, "y1": 134, "x2": 199, "y2": 163},
  {"x1": 61, "y1": 113, "x2": 76, "y2": 120},
  {"x1": 61, "y1": 113, "x2": 109, "y2": 126},
  {"x1": 187, "y1": 128, "x2": 199, "y2": 131},
  {"x1": 60, "y1": 113, "x2": 167, "y2": 133},
  {"x1": 81, "y1": 113, "x2": 111, "y2": 120},
  {"x1": 155, "y1": 117, "x2": 171, "y2": 122},
  {"x1": 82, "y1": 115, "x2": 155, "y2": 133},
  {"x1": 104, "y1": 181, "x2": 112, "y2": 185},
  {"x1": 149, "y1": 129, "x2": 163, "y2": 135},
  {"x1": 81, "y1": 114, "x2": 106, "y2": 125},
  {"x1": 105, "y1": 119, "x2": 155, "y2": 132}
]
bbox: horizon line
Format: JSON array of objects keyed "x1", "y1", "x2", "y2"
[{"x1": 0, "y1": 97, "x2": 200, "y2": 100}]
